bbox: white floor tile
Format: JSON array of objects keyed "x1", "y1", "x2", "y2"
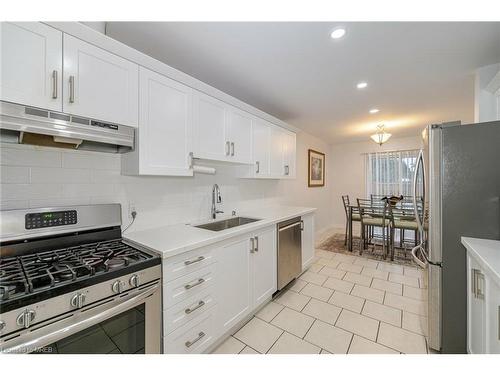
[
  {"x1": 299, "y1": 271, "x2": 328, "y2": 286},
  {"x1": 361, "y1": 267, "x2": 389, "y2": 281},
  {"x1": 240, "y1": 346, "x2": 259, "y2": 354},
  {"x1": 348, "y1": 335, "x2": 399, "y2": 354},
  {"x1": 271, "y1": 307, "x2": 315, "y2": 338},
  {"x1": 275, "y1": 290, "x2": 311, "y2": 311},
  {"x1": 268, "y1": 332, "x2": 321, "y2": 354},
  {"x1": 353, "y1": 258, "x2": 379, "y2": 270},
  {"x1": 338, "y1": 262, "x2": 363, "y2": 274},
  {"x1": 315, "y1": 250, "x2": 334, "y2": 259},
  {"x1": 402, "y1": 311, "x2": 428, "y2": 336},
  {"x1": 304, "y1": 320, "x2": 353, "y2": 354},
  {"x1": 255, "y1": 301, "x2": 285, "y2": 322},
  {"x1": 335, "y1": 254, "x2": 358, "y2": 264},
  {"x1": 384, "y1": 293, "x2": 427, "y2": 316},
  {"x1": 234, "y1": 317, "x2": 283, "y2": 353},
  {"x1": 403, "y1": 285, "x2": 428, "y2": 301},
  {"x1": 343, "y1": 271, "x2": 372, "y2": 287},
  {"x1": 319, "y1": 265, "x2": 346, "y2": 279},
  {"x1": 308, "y1": 263, "x2": 324, "y2": 273},
  {"x1": 323, "y1": 277, "x2": 354, "y2": 294},
  {"x1": 320, "y1": 349, "x2": 332, "y2": 354},
  {"x1": 287, "y1": 279, "x2": 308, "y2": 293},
  {"x1": 371, "y1": 278, "x2": 403, "y2": 295},
  {"x1": 389, "y1": 273, "x2": 420, "y2": 287},
  {"x1": 351, "y1": 284, "x2": 385, "y2": 304},
  {"x1": 212, "y1": 336, "x2": 246, "y2": 354},
  {"x1": 328, "y1": 291, "x2": 365, "y2": 313},
  {"x1": 403, "y1": 266, "x2": 425, "y2": 279},
  {"x1": 336, "y1": 309, "x2": 379, "y2": 341},
  {"x1": 377, "y1": 262, "x2": 404, "y2": 275},
  {"x1": 362, "y1": 300, "x2": 402, "y2": 327},
  {"x1": 377, "y1": 322, "x2": 427, "y2": 354},
  {"x1": 300, "y1": 283, "x2": 334, "y2": 302},
  {"x1": 302, "y1": 298, "x2": 342, "y2": 325}
]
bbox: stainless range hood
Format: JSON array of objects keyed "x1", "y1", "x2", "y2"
[{"x1": 0, "y1": 101, "x2": 135, "y2": 153}]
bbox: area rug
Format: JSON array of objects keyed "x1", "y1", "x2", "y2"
[{"x1": 317, "y1": 233, "x2": 415, "y2": 266}]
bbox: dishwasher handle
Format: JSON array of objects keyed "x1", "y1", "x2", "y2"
[{"x1": 278, "y1": 221, "x2": 302, "y2": 232}]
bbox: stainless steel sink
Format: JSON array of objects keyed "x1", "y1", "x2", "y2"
[{"x1": 193, "y1": 217, "x2": 261, "y2": 232}]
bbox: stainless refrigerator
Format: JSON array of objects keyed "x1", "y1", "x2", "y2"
[{"x1": 411, "y1": 120, "x2": 500, "y2": 353}]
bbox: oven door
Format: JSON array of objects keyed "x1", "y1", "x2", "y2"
[{"x1": 0, "y1": 281, "x2": 161, "y2": 354}]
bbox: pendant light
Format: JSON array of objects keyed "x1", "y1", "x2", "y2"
[{"x1": 370, "y1": 124, "x2": 392, "y2": 146}]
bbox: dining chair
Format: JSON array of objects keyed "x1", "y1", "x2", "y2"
[
  {"x1": 386, "y1": 205, "x2": 419, "y2": 261},
  {"x1": 342, "y1": 195, "x2": 360, "y2": 246},
  {"x1": 356, "y1": 198, "x2": 391, "y2": 258}
]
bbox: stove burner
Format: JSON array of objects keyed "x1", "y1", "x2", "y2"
[{"x1": 0, "y1": 240, "x2": 151, "y2": 302}]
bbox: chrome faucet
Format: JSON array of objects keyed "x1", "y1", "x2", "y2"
[{"x1": 211, "y1": 184, "x2": 224, "y2": 219}]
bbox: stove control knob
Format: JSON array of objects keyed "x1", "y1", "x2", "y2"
[
  {"x1": 70, "y1": 293, "x2": 86, "y2": 309},
  {"x1": 16, "y1": 309, "x2": 36, "y2": 329},
  {"x1": 0, "y1": 321, "x2": 5, "y2": 332},
  {"x1": 112, "y1": 280, "x2": 126, "y2": 294},
  {"x1": 129, "y1": 274, "x2": 140, "y2": 288}
]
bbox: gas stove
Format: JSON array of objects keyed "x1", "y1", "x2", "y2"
[{"x1": 0, "y1": 204, "x2": 161, "y2": 354}]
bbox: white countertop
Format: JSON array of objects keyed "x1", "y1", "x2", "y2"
[
  {"x1": 461, "y1": 237, "x2": 500, "y2": 285},
  {"x1": 124, "y1": 206, "x2": 316, "y2": 259}
]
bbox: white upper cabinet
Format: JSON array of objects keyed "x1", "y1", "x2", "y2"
[
  {"x1": 0, "y1": 22, "x2": 62, "y2": 111},
  {"x1": 63, "y1": 34, "x2": 138, "y2": 127},
  {"x1": 192, "y1": 90, "x2": 228, "y2": 161},
  {"x1": 122, "y1": 67, "x2": 193, "y2": 176},
  {"x1": 251, "y1": 119, "x2": 271, "y2": 177},
  {"x1": 282, "y1": 129, "x2": 297, "y2": 178},
  {"x1": 269, "y1": 125, "x2": 285, "y2": 177},
  {"x1": 226, "y1": 107, "x2": 252, "y2": 164}
]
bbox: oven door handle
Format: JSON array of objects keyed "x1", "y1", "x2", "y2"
[{"x1": 0, "y1": 283, "x2": 159, "y2": 354}]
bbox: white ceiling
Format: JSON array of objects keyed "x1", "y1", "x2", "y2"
[{"x1": 106, "y1": 22, "x2": 500, "y2": 144}]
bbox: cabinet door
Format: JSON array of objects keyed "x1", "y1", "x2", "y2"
[
  {"x1": 486, "y1": 275, "x2": 500, "y2": 353},
  {"x1": 283, "y1": 130, "x2": 297, "y2": 178},
  {"x1": 269, "y1": 125, "x2": 285, "y2": 177},
  {"x1": 0, "y1": 22, "x2": 62, "y2": 111},
  {"x1": 252, "y1": 227, "x2": 277, "y2": 307},
  {"x1": 467, "y1": 255, "x2": 486, "y2": 353},
  {"x1": 216, "y1": 237, "x2": 252, "y2": 332},
  {"x1": 227, "y1": 107, "x2": 252, "y2": 164},
  {"x1": 301, "y1": 214, "x2": 315, "y2": 271},
  {"x1": 137, "y1": 67, "x2": 193, "y2": 176},
  {"x1": 252, "y1": 119, "x2": 271, "y2": 177},
  {"x1": 63, "y1": 34, "x2": 138, "y2": 127},
  {"x1": 192, "y1": 91, "x2": 228, "y2": 161}
]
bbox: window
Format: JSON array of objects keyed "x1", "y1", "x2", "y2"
[{"x1": 365, "y1": 150, "x2": 420, "y2": 198}]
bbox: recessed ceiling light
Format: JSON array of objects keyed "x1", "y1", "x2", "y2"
[
  {"x1": 357, "y1": 82, "x2": 368, "y2": 89},
  {"x1": 330, "y1": 28, "x2": 346, "y2": 40},
  {"x1": 369, "y1": 108, "x2": 380, "y2": 114}
]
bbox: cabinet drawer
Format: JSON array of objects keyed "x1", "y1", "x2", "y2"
[
  {"x1": 163, "y1": 264, "x2": 216, "y2": 308},
  {"x1": 163, "y1": 246, "x2": 216, "y2": 282},
  {"x1": 164, "y1": 288, "x2": 216, "y2": 335},
  {"x1": 164, "y1": 306, "x2": 217, "y2": 354}
]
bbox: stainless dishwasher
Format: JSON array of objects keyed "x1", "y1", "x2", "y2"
[{"x1": 277, "y1": 217, "x2": 303, "y2": 290}]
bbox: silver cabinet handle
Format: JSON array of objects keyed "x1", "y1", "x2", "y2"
[
  {"x1": 52, "y1": 70, "x2": 58, "y2": 99},
  {"x1": 188, "y1": 152, "x2": 194, "y2": 169},
  {"x1": 300, "y1": 220, "x2": 304, "y2": 231},
  {"x1": 185, "y1": 300, "x2": 205, "y2": 314},
  {"x1": 184, "y1": 256, "x2": 205, "y2": 266},
  {"x1": 69, "y1": 75, "x2": 75, "y2": 103},
  {"x1": 231, "y1": 142, "x2": 235, "y2": 156},
  {"x1": 185, "y1": 332, "x2": 205, "y2": 348},
  {"x1": 225, "y1": 141, "x2": 230, "y2": 156},
  {"x1": 250, "y1": 237, "x2": 255, "y2": 253},
  {"x1": 184, "y1": 278, "x2": 205, "y2": 290},
  {"x1": 254, "y1": 236, "x2": 259, "y2": 252},
  {"x1": 472, "y1": 269, "x2": 485, "y2": 299},
  {"x1": 284, "y1": 165, "x2": 289, "y2": 175},
  {"x1": 256, "y1": 161, "x2": 260, "y2": 174}
]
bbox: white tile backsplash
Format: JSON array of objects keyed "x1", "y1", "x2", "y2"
[{"x1": 1, "y1": 129, "x2": 333, "y2": 233}]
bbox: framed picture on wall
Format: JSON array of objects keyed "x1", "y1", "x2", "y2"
[{"x1": 308, "y1": 149, "x2": 325, "y2": 187}]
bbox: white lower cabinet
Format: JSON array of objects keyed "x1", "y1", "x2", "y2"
[
  {"x1": 161, "y1": 225, "x2": 278, "y2": 353},
  {"x1": 301, "y1": 213, "x2": 315, "y2": 271},
  {"x1": 466, "y1": 252, "x2": 500, "y2": 353}
]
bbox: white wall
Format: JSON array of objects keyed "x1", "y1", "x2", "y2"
[
  {"x1": 0, "y1": 130, "x2": 333, "y2": 234},
  {"x1": 474, "y1": 63, "x2": 500, "y2": 123},
  {"x1": 329, "y1": 135, "x2": 423, "y2": 228}
]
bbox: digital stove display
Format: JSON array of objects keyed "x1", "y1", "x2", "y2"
[{"x1": 25, "y1": 210, "x2": 77, "y2": 229}]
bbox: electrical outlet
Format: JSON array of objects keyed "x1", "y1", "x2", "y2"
[{"x1": 128, "y1": 202, "x2": 136, "y2": 218}]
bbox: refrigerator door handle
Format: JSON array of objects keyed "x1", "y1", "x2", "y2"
[
  {"x1": 411, "y1": 244, "x2": 428, "y2": 269},
  {"x1": 412, "y1": 149, "x2": 425, "y2": 234}
]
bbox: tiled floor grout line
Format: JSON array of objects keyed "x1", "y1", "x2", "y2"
[{"x1": 265, "y1": 330, "x2": 285, "y2": 354}]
